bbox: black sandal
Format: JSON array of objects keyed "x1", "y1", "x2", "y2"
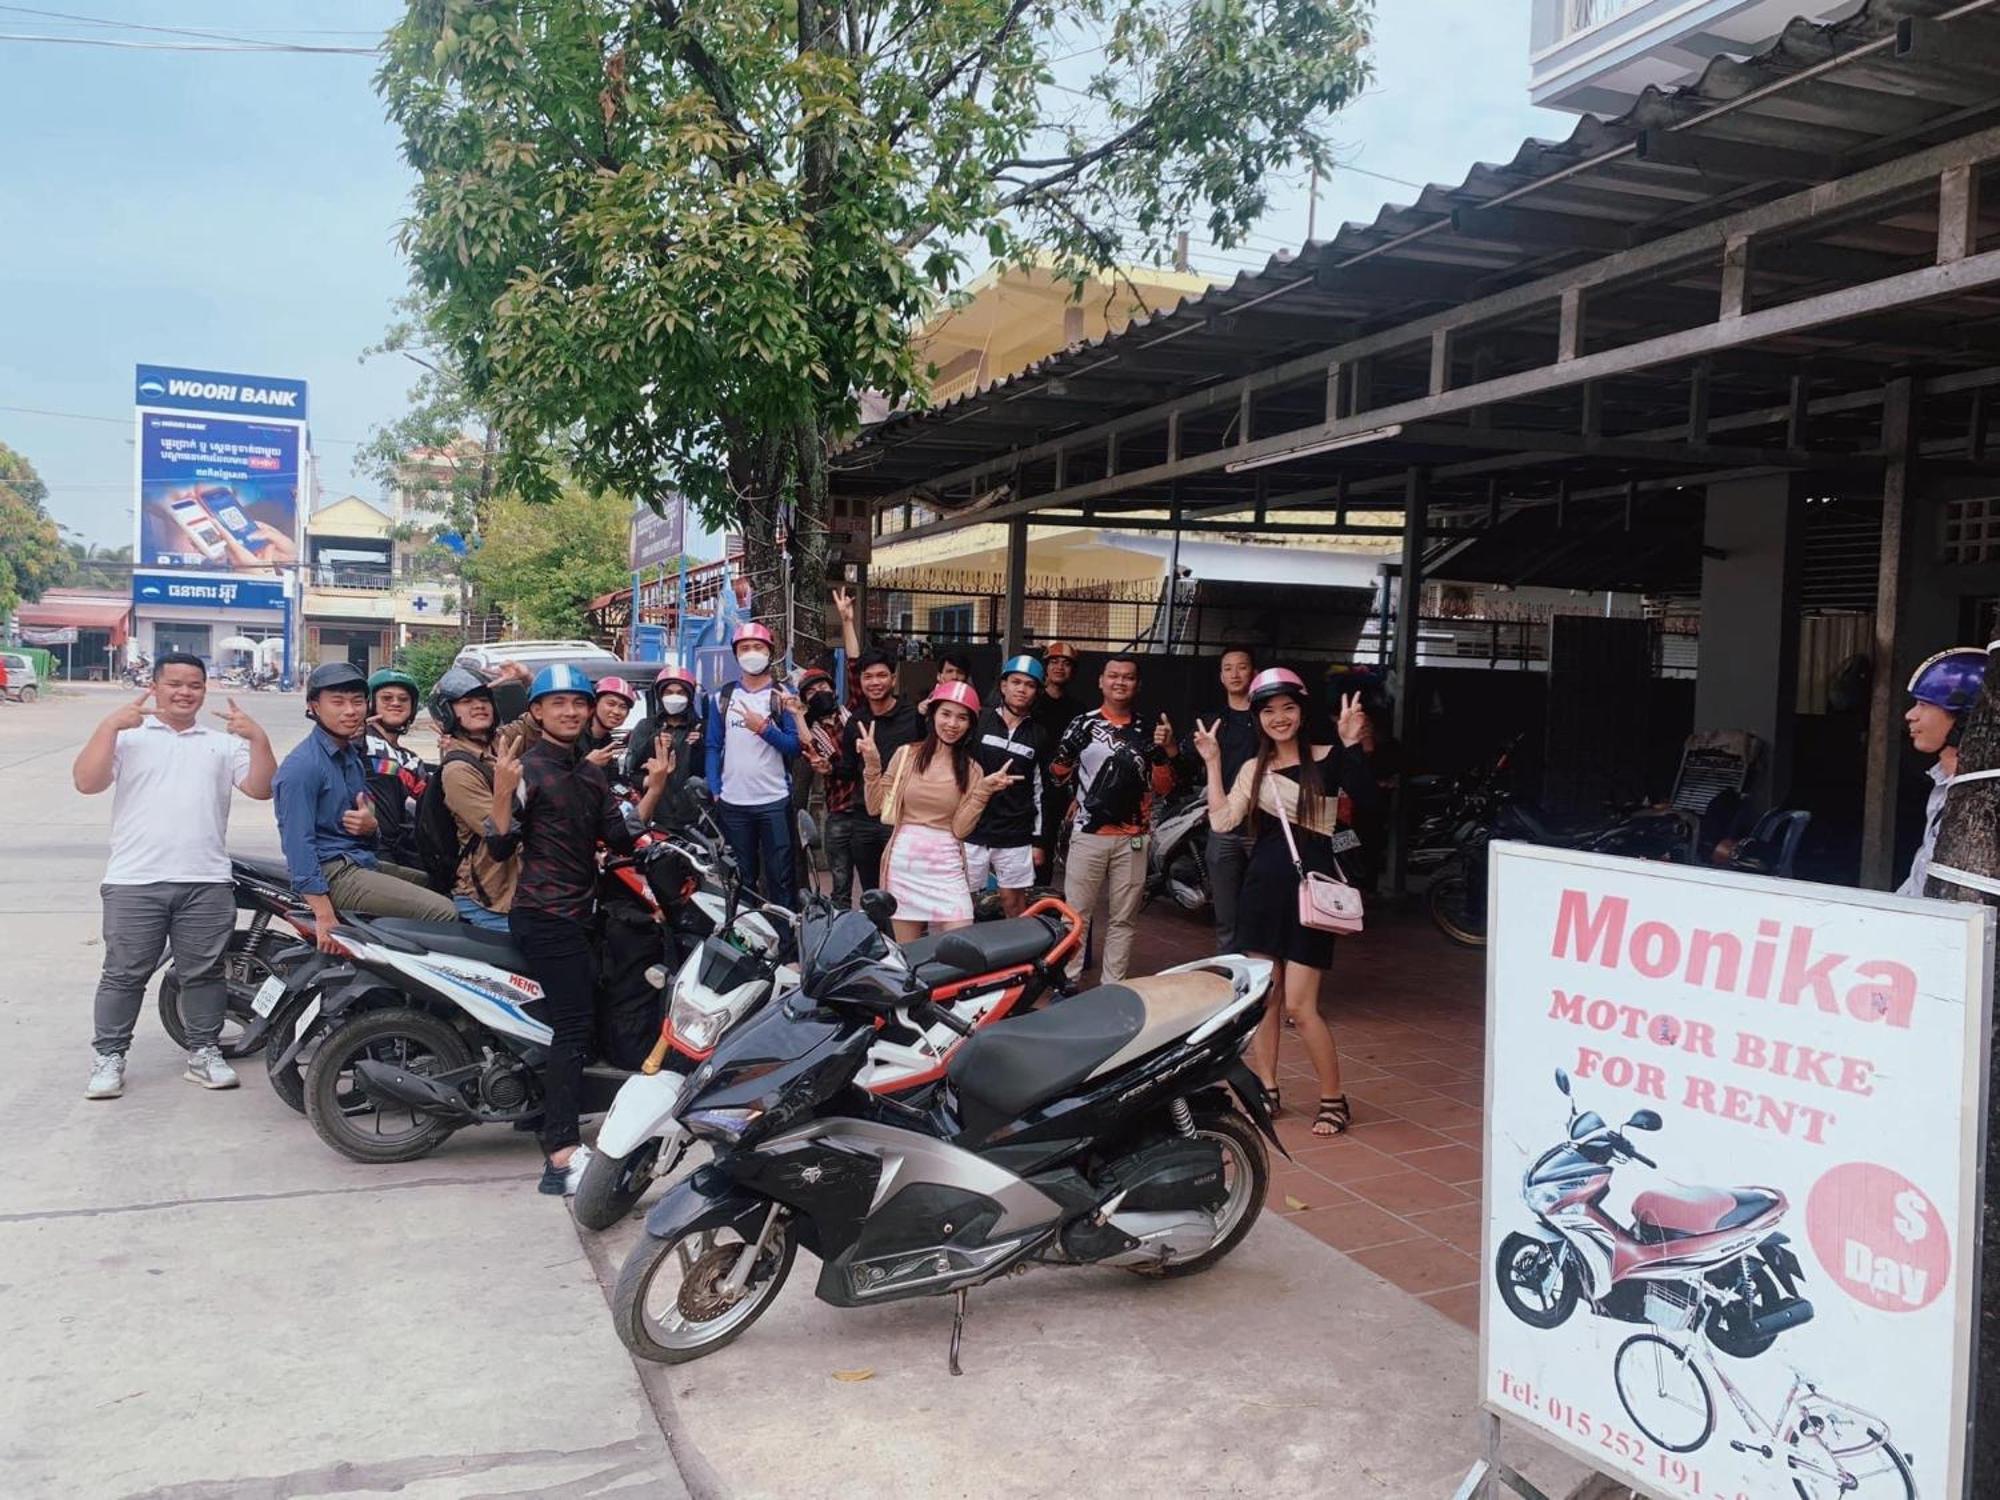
[
  {"x1": 1312, "y1": 1095, "x2": 1351, "y2": 1137},
  {"x1": 1260, "y1": 1081, "x2": 1281, "y2": 1117}
]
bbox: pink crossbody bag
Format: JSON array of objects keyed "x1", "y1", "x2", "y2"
[{"x1": 1273, "y1": 782, "x2": 1365, "y2": 935}]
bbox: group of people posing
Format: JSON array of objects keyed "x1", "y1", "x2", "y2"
[{"x1": 73, "y1": 609, "x2": 1391, "y2": 1201}]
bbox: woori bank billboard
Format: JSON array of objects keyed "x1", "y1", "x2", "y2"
[{"x1": 133, "y1": 364, "x2": 308, "y2": 575}]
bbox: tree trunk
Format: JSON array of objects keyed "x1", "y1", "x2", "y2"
[{"x1": 1923, "y1": 642, "x2": 2000, "y2": 1487}]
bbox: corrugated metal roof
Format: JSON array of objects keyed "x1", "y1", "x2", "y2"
[{"x1": 833, "y1": 0, "x2": 2000, "y2": 501}]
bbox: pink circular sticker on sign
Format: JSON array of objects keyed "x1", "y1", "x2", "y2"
[{"x1": 1805, "y1": 1162, "x2": 1949, "y2": 1314}]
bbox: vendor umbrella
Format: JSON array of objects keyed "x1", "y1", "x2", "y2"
[{"x1": 216, "y1": 635, "x2": 261, "y2": 653}]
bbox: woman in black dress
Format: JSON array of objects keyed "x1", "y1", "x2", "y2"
[{"x1": 1195, "y1": 668, "x2": 1375, "y2": 1137}]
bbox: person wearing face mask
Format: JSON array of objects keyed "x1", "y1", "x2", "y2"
[
  {"x1": 362, "y1": 668, "x2": 430, "y2": 868},
  {"x1": 623, "y1": 661, "x2": 704, "y2": 822},
  {"x1": 703, "y1": 623, "x2": 805, "y2": 904},
  {"x1": 860, "y1": 681, "x2": 1019, "y2": 941},
  {"x1": 487, "y1": 665, "x2": 674, "y2": 1195},
  {"x1": 273, "y1": 661, "x2": 460, "y2": 938}
]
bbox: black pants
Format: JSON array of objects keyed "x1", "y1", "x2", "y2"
[
  {"x1": 825, "y1": 810, "x2": 888, "y2": 905},
  {"x1": 508, "y1": 908, "x2": 596, "y2": 1156}
]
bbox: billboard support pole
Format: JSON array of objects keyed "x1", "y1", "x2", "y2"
[{"x1": 1447, "y1": 1413, "x2": 1554, "y2": 1500}]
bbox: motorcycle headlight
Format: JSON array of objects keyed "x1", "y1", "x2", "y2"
[
  {"x1": 669, "y1": 942, "x2": 763, "y2": 1053},
  {"x1": 1525, "y1": 1180, "x2": 1567, "y2": 1215},
  {"x1": 683, "y1": 1106, "x2": 763, "y2": 1144}
]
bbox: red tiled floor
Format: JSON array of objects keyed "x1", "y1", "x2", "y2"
[
  {"x1": 1349, "y1": 1239, "x2": 1481, "y2": 1296},
  {"x1": 1113, "y1": 899, "x2": 1494, "y2": 1324}
]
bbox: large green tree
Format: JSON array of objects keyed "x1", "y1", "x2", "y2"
[
  {"x1": 0, "y1": 441, "x2": 67, "y2": 620},
  {"x1": 379, "y1": 0, "x2": 1373, "y2": 661},
  {"x1": 469, "y1": 480, "x2": 635, "y2": 638}
]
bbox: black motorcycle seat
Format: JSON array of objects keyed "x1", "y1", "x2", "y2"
[
  {"x1": 1717, "y1": 1188, "x2": 1780, "y2": 1230},
  {"x1": 902, "y1": 916, "x2": 1054, "y2": 979},
  {"x1": 231, "y1": 854, "x2": 295, "y2": 888},
  {"x1": 365, "y1": 916, "x2": 526, "y2": 970},
  {"x1": 947, "y1": 983, "x2": 1147, "y2": 1119}
]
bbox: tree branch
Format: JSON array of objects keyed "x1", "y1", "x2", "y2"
[
  {"x1": 885, "y1": 0, "x2": 1035, "y2": 148},
  {"x1": 646, "y1": 0, "x2": 773, "y2": 177}
]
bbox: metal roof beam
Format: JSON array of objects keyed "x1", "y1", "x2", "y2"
[{"x1": 1634, "y1": 129, "x2": 1842, "y2": 184}]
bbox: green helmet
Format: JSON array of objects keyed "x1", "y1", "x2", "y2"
[{"x1": 367, "y1": 667, "x2": 421, "y2": 713}]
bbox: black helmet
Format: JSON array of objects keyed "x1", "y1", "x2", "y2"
[
  {"x1": 305, "y1": 661, "x2": 369, "y2": 700},
  {"x1": 430, "y1": 666, "x2": 494, "y2": 736}
]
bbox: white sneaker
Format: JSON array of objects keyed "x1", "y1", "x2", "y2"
[
  {"x1": 86, "y1": 1051, "x2": 126, "y2": 1099},
  {"x1": 184, "y1": 1046, "x2": 240, "y2": 1090},
  {"x1": 562, "y1": 1145, "x2": 594, "y2": 1197}
]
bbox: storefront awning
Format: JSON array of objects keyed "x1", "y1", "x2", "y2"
[{"x1": 16, "y1": 594, "x2": 131, "y2": 647}]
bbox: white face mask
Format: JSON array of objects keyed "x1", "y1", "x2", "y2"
[
  {"x1": 662, "y1": 692, "x2": 690, "y2": 715},
  {"x1": 738, "y1": 650, "x2": 771, "y2": 676}
]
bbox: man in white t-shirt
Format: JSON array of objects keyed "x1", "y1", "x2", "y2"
[
  {"x1": 72, "y1": 653, "x2": 276, "y2": 1098},
  {"x1": 701, "y1": 622, "x2": 804, "y2": 903}
]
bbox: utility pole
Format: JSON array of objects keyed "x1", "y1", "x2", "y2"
[{"x1": 1307, "y1": 160, "x2": 1321, "y2": 242}]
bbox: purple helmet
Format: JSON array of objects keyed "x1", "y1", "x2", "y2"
[{"x1": 1907, "y1": 648, "x2": 1987, "y2": 713}]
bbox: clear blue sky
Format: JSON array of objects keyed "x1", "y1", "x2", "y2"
[{"x1": 0, "y1": 1, "x2": 1566, "y2": 551}]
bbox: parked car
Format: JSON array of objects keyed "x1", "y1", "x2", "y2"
[
  {"x1": 1, "y1": 651, "x2": 40, "y2": 703},
  {"x1": 451, "y1": 639, "x2": 617, "y2": 675}
]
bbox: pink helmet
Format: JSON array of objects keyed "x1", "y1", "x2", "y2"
[
  {"x1": 593, "y1": 675, "x2": 636, "y2": 705},
  {"x1": 1248, "y1": 667, "x2": 1307, "y2": 707},
  {"x1": 922, "y1": 679, "x2": 981, "y2": 716},
  {"x1": 732, "y1": 622, "x2": 775, "y2": 650},
  {"x1": 656, "y1": 657, "x2": 696, "y2": 692}
]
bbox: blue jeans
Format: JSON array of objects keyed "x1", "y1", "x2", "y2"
[
  {"x1": 717, "y1": 796, "x2": 796, "y2": 906},
  {"x1": 452, "y1": 896, "x2": 510, "y2": 933}
]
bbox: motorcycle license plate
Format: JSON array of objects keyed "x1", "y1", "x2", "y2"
[
  {"x1": 290, "y1": 996, "x2": 322, "y2": 1043},
  {"x1": 250, "y1": 975, "x2": 287, "y2": 1018},
  {"x1": 1329, "y1": 830, "x2": 1361, "y2": 855}
]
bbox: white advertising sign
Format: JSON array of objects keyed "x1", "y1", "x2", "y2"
[{"x1": 1482, "y1": 843, "x2": 1992, "y2": 1500}]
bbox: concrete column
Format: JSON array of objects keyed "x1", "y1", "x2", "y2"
[
  {"x1": 1387, "y1": 468, "x2": 1430, "y2": 897},
  {"x1": 1694, "y1": 472, "x2": 1803, "y2": 807},
  {"x1": 1860, "y1": 379, "x2": 1916, "y2": 889},
  {"x1": 1002, "y1": 515, "x2": 1028, "y2": 657}
]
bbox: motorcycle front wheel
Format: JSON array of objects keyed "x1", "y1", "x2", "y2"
[
  {"x1": 1494, "y1": 1232, "x2": 1579, "y2": 1328},
  {"x1": 1427, "y1": 860, "x2": 1488, "y2": 949},
  {"x1": 612, "y1": 1213, "x2": 797, "y2": 1364},
  {"x1": 572, "y1": 1137, "x2": 679, "y2": 1232},
  {"x1": 156, "y1": 931, "x2": 276, "y2": 1058}
]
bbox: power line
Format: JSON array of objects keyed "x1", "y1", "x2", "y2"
[
  {"x1": 0, "y1": 3, "x2": 376, "y2": 46},
  {"x1": 0, "y1": 29, "x2": 375, "y2": 53},
  {"x1": 0, "y1": 402, "x2": 365, "y2": 445}
]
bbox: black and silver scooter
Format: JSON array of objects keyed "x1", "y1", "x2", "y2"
[{"x1": 610, "y1": 898, "x2": 1280, "y2": 1372}]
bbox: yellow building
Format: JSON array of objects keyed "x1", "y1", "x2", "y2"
[{"x1": 301, "y1": 495, "x2": 462, "y2": 671}]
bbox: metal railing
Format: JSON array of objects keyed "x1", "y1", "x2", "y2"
[{"x1": 1530, "y1": 0, "x2": 1646, "y2": 52}]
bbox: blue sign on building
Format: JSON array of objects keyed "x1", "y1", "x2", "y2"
[
  {"x1": 132, "y1": 570, "x2": 286, "y2": 613},
  {"x1": 135, "y1": 364, "x2": 309, "y2": 423}
]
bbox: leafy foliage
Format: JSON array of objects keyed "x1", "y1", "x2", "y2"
[
  {"x1": 61, "y1": 541, "x2": 133, "y2": 591},
  {"x1": 0, "y1": 441, "x2": 67, "y2": 619},
  {"x1": 378, "y1": 0, "x2": 1374, "y2": 657},
  {"x1": 467, "y1": 480, "x2": 634, "y2": 639}
]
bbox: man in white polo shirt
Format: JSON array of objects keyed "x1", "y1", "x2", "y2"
[{"x1": 72, "y1": 652, "x2": 276, "y2": 1098}]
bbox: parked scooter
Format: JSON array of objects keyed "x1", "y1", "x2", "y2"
[
  {"x1": 1144, "y1": 786, "x2": 1212, "y2": 913},
  {"x1": 1494, "y1": 1068, "x2": 1811, "y2": 1359},
  {"x1": 609, "y1": 898, "x2": 1279, "y2": 1371},
  {"x1": 574, "y1": 891, "x2": 1087, "y2": 1229}
]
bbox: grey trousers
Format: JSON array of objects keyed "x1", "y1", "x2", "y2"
[
  {"x1": 1206, "y1": 828, "x2": 1251, "y2": 953},
  {"x1": 92, "y1": 881, "x2": 235, "y2": 1056},
  {"x1": 322, "y1": 859, "x2": 459, "y2": 922}
]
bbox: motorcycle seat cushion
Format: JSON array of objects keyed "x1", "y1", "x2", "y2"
[
  {"x1": 365, "y1": 916, "x2": 526, "y2": 970},
  {"x1": 1632, "y1": 1182, "x2": 1774, "y2": 1238},
  {"x1": 1085, "y1": 969, "x2": 1238, "y2": 1079},
  {"x1": 901, "y1": 916, "x2": 1054, "y2": 979},
  {"x1": 231, "y1": 854, "x2": 295, "y2": 888},
  {"x1": 948, "y1": 984, "x2": 1147, "y2": 1120}
]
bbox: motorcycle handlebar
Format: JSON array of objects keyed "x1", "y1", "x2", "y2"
[
  {"x1": 1615, "y1": 1135, "x2": 1657, "y2": 1169},
  {"x1": 912, "y1": 995, "x2": 974, "y2": 1038}
]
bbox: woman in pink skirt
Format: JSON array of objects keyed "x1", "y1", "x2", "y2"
[{"x1": 861, "y1": 680, "x2": 1021, "y2": 942}]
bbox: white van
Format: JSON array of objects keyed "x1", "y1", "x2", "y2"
[{"x1": 452, "y1": 640, "x2": 618, "y2": 674}]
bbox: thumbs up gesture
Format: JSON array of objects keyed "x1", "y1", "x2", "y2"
[
  {"x1": 341, "y1": 791, "x2": 379, "y2": 838},
  {"x1": 1153, "y1": 712, "x2": 1174, "y2": 750}
]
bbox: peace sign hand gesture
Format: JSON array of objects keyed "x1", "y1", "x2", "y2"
[
  {"x1": 492, "y1": 734, "x2": 524, "y2": 802},
  {"x1": 857, "y1": 719, "x2": 881, "y2": 772},
  {"x1": 976, "y1": 763, "x2": 1022, "y2": 796},
  {"x1": 1336, "y1": 691, "x2": 1368, "y2": 748},
  {"x1": 1191, "y1": 717, "x2": 1222, "y2": 766},
  {"x1": 108, "y1": 690, "x2": 154, "y2": 732},
  {"x1": 212, "y1": 696, "x2": 264, "y2": 741}
]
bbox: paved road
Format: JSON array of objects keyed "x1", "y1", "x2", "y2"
[
  {"x1": 0, "y1": 684, "x2": 682, "y2": 1500},
  {"x1": 0, "y1": 682, "x2": 1587, "y2": 1499}
]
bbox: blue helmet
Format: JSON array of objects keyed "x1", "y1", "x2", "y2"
[
  {"x1": 1908, "y1": 648, "x2": 1987, "y2": 713},
  {"x1": 528, "y1": 663, "x2": 596, "y2": 705},
  {"x1": 999, "y1": 654, "x2": 1046, "y2": 685}
]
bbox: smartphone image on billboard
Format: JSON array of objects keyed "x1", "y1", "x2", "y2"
[
  {"x1": 200, "y1": 487, "x2": 269, "y2": 557},
  {"x1": 167, "y1": 496, "x2": 229, "y2": 561}
]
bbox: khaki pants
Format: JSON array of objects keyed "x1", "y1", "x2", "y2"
[
  {"x1": 322, "y1": 859, "x2": 459, "y2": 922},
  {"x1": 1063, "y1": 831, "x2": 1147, "y2": 983}
]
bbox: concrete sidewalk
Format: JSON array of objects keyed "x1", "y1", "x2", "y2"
[{"x1": 0, "y1": 686, "x2": 681, "y2": 1499}]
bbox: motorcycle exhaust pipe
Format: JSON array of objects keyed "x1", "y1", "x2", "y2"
[
  {"x1": 350, "y1": 1060, "x2": 479, "y2": 1123},
  {"x1": 1748, "y1": 1297, "x2": 1814, "y2": 1340}
]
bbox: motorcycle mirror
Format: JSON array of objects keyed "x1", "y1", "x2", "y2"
[
  {"x1": 859, "y1": 888, "x2": 898, "y2": 936},
  {"x1": 1625, "y1": 1109, "x2": 1662, "y2": 1131},
  {"x1": 1554, "y1": 1067, "x2": 1571, "y2": 1096}
]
